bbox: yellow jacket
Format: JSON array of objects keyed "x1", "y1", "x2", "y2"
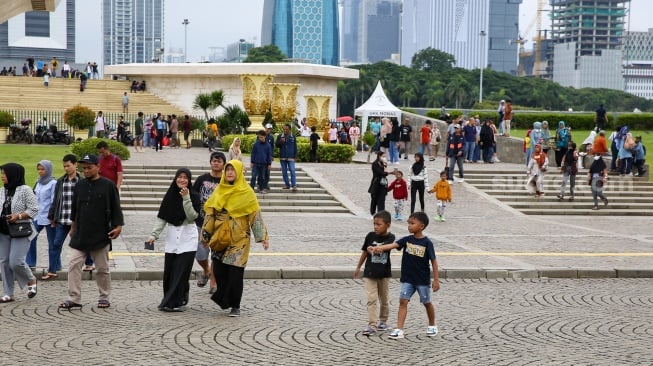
[{"x1": 431, "y1": 179, "x2": 452, "y2": 201}]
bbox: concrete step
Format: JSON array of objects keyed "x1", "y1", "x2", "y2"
[
  {"x1": 122, "y1": 185, "x2": 325, "y2": 193},
  {"x1": 520, "y1": 208, "x2": 653, "y2": 216},
  {"x1": 120, "y1": 204, "x2": 350, "y2": 213},
  {"x1": 492, "y1": 195, "x2": 653, "y2": 202},
  {"x1": 123, "y1": 176, "x2": 315, "y2": 184},
  {"x1": 503, "y1": 201, "x2": 653, "y2": 209},
  {"x1": 120, "y1": 197, "x2": 342, "y2": 206}
]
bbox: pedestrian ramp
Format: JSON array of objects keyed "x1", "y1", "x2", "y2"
[
  {"x1": 120, "y1": 165, "x2": 351, "y2": 214},
  {"x1": 464, "y1": 169, "x2": 653, "y2": 216}
]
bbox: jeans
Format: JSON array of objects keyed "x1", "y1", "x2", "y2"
[
  {"x1": 250, "y1": 163, "x2": 268, "y2": 190},
  {"x1": 620, "y1": 157, "x2": 633, "y2": 175},
  {"x1": 0, "y1": 233, "x2": 35, "y2": 296},
  {"x1": 49, "y1": 223, "x2": 70, "y2": 273},
  {"x1": 419, "y1": 143, "x2": 431, "y2": 156},
  {"x1": 389, "y1": 141, "x2": 399, "y2": 163},
  {"x1": 560, "y1": 172, "x2": 576, "y2": 197},
  {"x1": 27, "y1": 222, "x2": 55, "y2": 268},
  {"x1": 280, "y1": 159, "x2": 296, "y2": 188},
  {"x1": 463, "y1": 141, "x2": 475, "y2": 161},
  {"x1": 448, "y1": 155, "x2": 464, "y2": 180},
  {"x1": 143, "y1": 131, "x2": 151, "y2": 148},
  {"x1": 473, "y1": 143, "x2": 481, "y2": 162}
]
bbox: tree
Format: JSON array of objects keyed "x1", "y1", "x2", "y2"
[
  {"x1": 411, "y1": 47, "x2": 456, "y2": 73},
  {"x1": 244, "y1": 45, "x2": 287, "y2": 63},
  {"x1": 445, "y1": 76, "x2": 471, "y2": 109},
  {"x1": 217, "y1": 105, "x2": 251, "y2": 134},
  {"x1": 192, "y1": 89, "x2": 226, "y2": 120}
]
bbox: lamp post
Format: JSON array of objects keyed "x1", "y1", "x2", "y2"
[
  {"x1": 479, "y1": 30, "x2": 486, "y2": 104},
  {"x1": 182, "y1": 19, "x2": 190, "y2": 62}
]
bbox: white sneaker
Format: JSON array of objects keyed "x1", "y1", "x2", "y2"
[
  {"x1": 447, "y1": 180, "x2": 454, "y2": 184},
  {"x1": 458, "y1": 178, "x2": 464, "y2": 183},
  {"x1": 427, "y1": 325, "x2": 438, "y2": 337},
  {"x1": 388, "y1": 328, "x2": 405, "y2": 339}
]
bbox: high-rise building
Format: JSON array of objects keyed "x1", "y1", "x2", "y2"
[
  {"x1": 261, "y1": 0, "x2": 339, "y2": 66},
  {"x1": 0, "y1": 0, "x2": 75, "y2": 68},
  {"x1": 341, "y1": 0, "x2": 400, "y2": 64},
  {"x1": 549, "y1": 0, "x2": 630, "y2": 90},
  {"x1": 400, "y1": 0, "x2": 521, "y2": 74},
  {"x1": 623, "y1": 29, "x2": 653, "y2": 99},
  {"x1": 226, "y1": 40, "x2": 255, "y2": 63},
  {"x1": 102, "y1": 0, "x2": 164, "y2": 65}
]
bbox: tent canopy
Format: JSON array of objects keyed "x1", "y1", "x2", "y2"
[{"x1": 354, "y1": 81, "x2": 402, "y2": 135}]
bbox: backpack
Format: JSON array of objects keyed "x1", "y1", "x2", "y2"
[
  {"x1": 624, "y1": 135, "x2": 635, "y2": 150},
  {"x1": 207, "y1": 125, "x2": 215, "y2": 139}
]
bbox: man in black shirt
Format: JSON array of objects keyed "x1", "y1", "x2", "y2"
[
  {"x1": 398, "y1": 118, "x2": 413, "y2": 159},
  {"x1": 60, "y1": 154, "x2": 123, "y2": 309},
  {"x1": 595, "y1": 104, "x2": 608, "y2": 132}
]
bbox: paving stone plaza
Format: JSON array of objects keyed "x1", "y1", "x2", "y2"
[{"x1": 1, "y1": 148, "x2": 651, "y2": 364}]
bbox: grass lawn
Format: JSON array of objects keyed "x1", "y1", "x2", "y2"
[{"x1": 0, "y1": 145, "x2": 75, "y2": 184}]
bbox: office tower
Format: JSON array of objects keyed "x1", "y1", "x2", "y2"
[
  {"x1": 0, "y1": 0, "x2": 75, "y2": 67},
  {"x1": 261, "y1": 0, "x2": 340, "y2": 66},
  {"x1": 103, "y1": 0, "x2": 164, "y2": 65},
  {"x1": 341, "y1": 0, "x2": 400, "y2": 64},
  {"x1": 226, "y1": 40, "x2": 255, "y2": 63},
  {"x1": 623, "y1": 29, "x2": 653, "y2": 99},
  {"x1": 550, "y1": 0, "x2": 630, "y2": 90},
  {"x1": 400, "y1": 0, "x2": 521, "y2": 74}
]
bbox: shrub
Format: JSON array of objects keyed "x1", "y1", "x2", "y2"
[
  {"x1": 221, "y1": 134, "x2": 355, "y2": 163},
  {"x1": 64, "y1": 105, "x2": 96, "y2": 129},
  {"x1": 314, "y1": 143, "x2": 355, "y2": 163},
  {"x1": 615, "y1": 113, "x2": 653, "y2": 130},
  {"x1": 71, "y1": 138, "x2": 131, "y2": 161},
  {"x1": 0, "y1": 111, "x2": 14, "y2": 127},
  {"x1": 221, "y1": 134, "x2": 257, "y2": 154}
]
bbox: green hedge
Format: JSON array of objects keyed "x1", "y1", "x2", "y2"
[
  {"x1": 615, "y1": 113, "x2": 653, "y2": 130},
  {"x1": 71, "y1": 138, "x2": 131, "y2": 161},
  {"x1": 221, "y1": 134, "x2": 355, "y2": 163}
]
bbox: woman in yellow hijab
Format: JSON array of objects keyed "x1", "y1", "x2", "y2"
[{"x1": 202, "y1": 159, "x2": 269, "y2": 317}]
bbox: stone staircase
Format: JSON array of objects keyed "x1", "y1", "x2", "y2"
[
  {"x1": 464, "y1": 169, "x2": 653, "y2": 216},
  {"x1": 120, "y1": 165, "x2": 351, "y2": 214}
]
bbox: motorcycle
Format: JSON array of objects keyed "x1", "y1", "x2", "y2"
[
  {"x1": 7, "y1": 118, "x2": 33, "y2": 144},
  {"x1": 36, "y1": 124, "x2": 73, "y2": 144},
  {"x1": 109, "y1": 122, "x2": 134, "y2": 146}
]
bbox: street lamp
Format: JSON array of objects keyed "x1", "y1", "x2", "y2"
[
  {"x1": 182, "y1": 19, "x2": 190, "y2": 62},
  {"x1": 479, "y1": 30, "x2": 487, "y2": 103}
]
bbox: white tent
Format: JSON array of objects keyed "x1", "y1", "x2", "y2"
[{"x1": 354, "y1": 81, "x2": 402, "y2": 135}]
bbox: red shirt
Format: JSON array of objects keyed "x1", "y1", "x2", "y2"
[
  {"x1": 420, "y1": 125, "x2": 431, "y2": 144},
  {"x1": 387, "y1": 178, "x2": 408, "y2": 200},
  {"x1": 99, "y1": 153, "x2": 123, "y2": 185}
]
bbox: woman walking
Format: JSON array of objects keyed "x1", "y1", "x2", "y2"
[
  {"x1": 558, "y1": 142, "x2": 578, "y2": 201},
  {"x1": 146, "y1": 168, "x2": 200, "y2": 312},
  {"x1": 202, "y1": 160, "x2": 269, "y2": 317},
  {"x1": 588, "y1": 154, "x2": 609, "y2": 210},
  {"x1": 409, "y1": 153, "x2": 428, "y2": 213},
  {"x1": 26, "y1": 160, "x2": 56, "y2": 269},
  {"x1": 368, "y1": 152, "x2": 389, "y2": 216},
  {"x1": 0, "y1": 163, "x2": 38, "y2": 303}
]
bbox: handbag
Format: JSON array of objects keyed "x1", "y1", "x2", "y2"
[
  {"x1": 7, "y1": 219, "x2": 33, "y2": 238},
  {"x1": 379, "y1": 177, "x2": 388, "y2": 186}
]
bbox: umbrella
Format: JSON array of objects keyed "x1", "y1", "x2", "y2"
[{"x1": 336, "y1": 116, "x2": 353, "y2": 122}]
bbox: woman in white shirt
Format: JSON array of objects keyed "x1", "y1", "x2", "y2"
[{"x1": 146, "y1": 168, "x2": 200, "y2": 312}]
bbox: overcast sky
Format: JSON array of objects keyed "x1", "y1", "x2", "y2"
[{"x1": 75, "y1": 0, "x2": 652, "y2": 64}]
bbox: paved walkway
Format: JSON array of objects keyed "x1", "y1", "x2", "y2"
[{"x1": 27, "y1": 145, "x2": 653, "y2": 279}]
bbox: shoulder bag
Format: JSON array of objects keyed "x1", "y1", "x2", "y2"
[{"x1": 8, "y1": 219, "x2": 33, "y2": 238}]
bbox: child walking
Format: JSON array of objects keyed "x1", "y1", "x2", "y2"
[
  {"x1": 354, "y1": 211, "x2": 396, "y2": 336},
  {"x1": 387, "y1": 170, "x2": 408, "y2": 220},
  {"x1": 428, "y1": 171, "x2": 452, "y2": 222},
  {"x1": 372, "y1": 212, "x2": 440, "y2": 339}
]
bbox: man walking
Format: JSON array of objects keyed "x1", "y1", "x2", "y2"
[
  {"x1": 398, "y1": 118, "x2": 413, "y2": 159},
  {"x1": 59, "y1": 154, "x2": 123, "y2": 309},
  {"x1": 276, "y1": 123, "x2": 298, "y2": 191},
  {"x1": 250, "y1": 130, "x2": 272, "y2": 193},
  {"x1": 447, "y1": 124, "x2": 465, "y2": 183}
]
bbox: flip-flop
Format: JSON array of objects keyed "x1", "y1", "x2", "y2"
[
  {"x1": 59, "y1": 300, "x2": 83, "y2": 309},
  {"x1": 0, "y1": 295, "x2": 15, "y2": 303},
  {"x1": 98, "y1": 299, "x2": 111, "y2": 308},
  {"x1": 41, "y1": 273, "x2": 58, "y2": 280}
]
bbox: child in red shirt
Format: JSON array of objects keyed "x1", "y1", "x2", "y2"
[{"x1": 387, "y1": 170, "x2": 408, "y2": 220}]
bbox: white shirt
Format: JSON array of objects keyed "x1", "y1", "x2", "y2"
[
  {"x1": 95, "y1": 115, "x2": 105, "y2": 131},
  {"x1": 164, "y1": 223, "x2": 199, "y2": 254}
]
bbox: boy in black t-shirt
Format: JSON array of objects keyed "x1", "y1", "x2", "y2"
[
  {"x1": 373, "y1": 211, "x2": 440, "y2": 339},
  {"x1": 309, "y1": 126, "x2": 320, "y2": 162},
  {"x1": 354, "y1": 211, "x2": 395, "y2": 336}
]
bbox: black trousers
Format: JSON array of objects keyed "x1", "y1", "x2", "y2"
[
  {"x1": 555, "y1": 147, "x2": 567, "y2": 167},
  {"x1": 211, "y1": 260, "x2": 245, "y2": 310},
  {"x1": 159, "y1": 251, "x2": 195, "y2": 309},
  {"x1": 410, "y1": 180, "x2": 425, "y2": 213},
  {"x1": 369, "y1": 187, "x2": 386, "y2": 215}
]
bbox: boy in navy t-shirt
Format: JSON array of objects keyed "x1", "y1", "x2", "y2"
[
  {"x1": 354, "y1": 211, "x2": 395, "y2": 336},
  {"x1": 372, "y1": 211, "x2": 440, "y2": 339}
]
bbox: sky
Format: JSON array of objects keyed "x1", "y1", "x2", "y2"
[{"x1": 75, "y1": 0, "x2": 652, "y2": 64}]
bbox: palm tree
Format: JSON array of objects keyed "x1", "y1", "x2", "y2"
[
  {"x1": 210, "y1": 90, "x2": 226, "y2": 110},
  {"x1": 193, "y1": 93, "x2": 214, "y2": 121},
  {"x1": 445, "y1": 76, "x2": 470, "y2": 109}
]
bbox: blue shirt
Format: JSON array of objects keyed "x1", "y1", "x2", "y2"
[
  {"x1": 34, "y1": 179, "x2": 56, "y2": 225},
  {"x1": 396, "y1": 235, "x2": 436, "y2": 286}
]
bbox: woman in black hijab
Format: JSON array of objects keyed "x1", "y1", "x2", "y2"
[
  {"x1": 0, "y1": 163, "x2": 39, "y2": 303},
  {"x1": 409, "y1": 152, "x2": 428, "y2": 213},
  {"x1": 146, "y1": 168, "x2": 201, "y2": 311}
]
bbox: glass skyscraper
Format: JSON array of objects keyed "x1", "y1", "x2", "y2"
[
  {"x1": 261, "y1": 0, "x2": 340, "y2": 66},
  {"x1": 103, "y1": 0, "x2": 164, "y2": 65}
]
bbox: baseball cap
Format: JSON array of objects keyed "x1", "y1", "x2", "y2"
[
  {"x1": 265, "y1": 124, "x2": 273, "y2": 129},
  {"x1": 80, "y1": 154, "x2": 99, "y2": 165},
  {"x1": 453, "y1": 124, "x2": 461, "y2": 129}
]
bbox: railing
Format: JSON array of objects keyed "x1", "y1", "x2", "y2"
[{"x1": 1, "y1": 109, "x2": 207, "y2": 141}]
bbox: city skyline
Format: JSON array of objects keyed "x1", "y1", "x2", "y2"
[{"x1": 74, "y1": 0, "x2": 653, "y2": 65}]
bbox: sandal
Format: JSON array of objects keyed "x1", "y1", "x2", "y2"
[
  {"x1": 196, "y1": 273, "x2": 210, "y2": 288},
  {"x1": 41, "y1": 273, "x2": 58, "y2": 281},
  {"x1": 98, "y1": 299, "x2": 111, "y2": 308},
  {"x1": 59, "y1": 300, "x2": 83, "y2": 309},
  {"x1": 0, "y1": 295, "x2": 15, "y2": 303},
  {"x1": 27, "y1": 281, "x2": 37, "y2": 299},
  {"x1": 82, "y1": 265, "x2": 95, "y2": 271}
]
